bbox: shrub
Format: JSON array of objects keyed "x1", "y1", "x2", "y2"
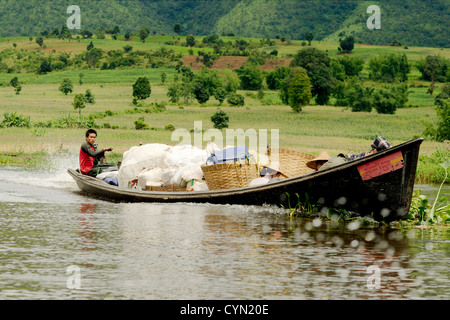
[
  {"x1": 165, "y1": 124, "x2": 175, "y2": 131},
  {"x1": 59, "y1": 78, "x2": 73, "y2": 95},
  {"x1": 227, "y1": 93, "x2": 245, "y2": 106},
  {"x1": 211, "y1": 110, "x2": 229, "y2": 129},
  {"x1": 134, "y1": 117, "x2": 149, "y2": 130},
  {"x1": 0, "y1": 112, "x2": 31, "y2": 128}
]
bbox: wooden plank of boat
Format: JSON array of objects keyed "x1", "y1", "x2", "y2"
[{"x1": 68, "y1": 138, "x2": 423, "y2": 222}]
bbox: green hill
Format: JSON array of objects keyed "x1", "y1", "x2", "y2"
[{"x1": 0, "y1": 0, "x2": 448, "y2": 47}]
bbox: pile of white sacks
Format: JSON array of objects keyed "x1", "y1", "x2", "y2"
[
  {"x1": 116, "y1": 143, "x2": 210, "y2": 191},
  {"x1": 98, "y1": 142, "x2": 271, "y2": 191}
]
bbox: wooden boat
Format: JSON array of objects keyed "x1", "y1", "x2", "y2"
[{"x1": 68, "y1": 138, "x2": 423, "y2": 222}]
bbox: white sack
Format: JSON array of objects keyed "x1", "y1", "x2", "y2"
[
  {"x1": 138, "y1": 167, "x2": 163, "y2": 190},
  {"x1": 163, "y1": 144, "x2": 208, "y2": 168},
  {"x1": 170, "y1": 163, "x2": 204, "y2": 187},
  {"x1": 161, "y1": 168, "x2": 178, "y2": 185},
  {"x1": 118, "y1": 143, "x2": 171, "y2": 187}
]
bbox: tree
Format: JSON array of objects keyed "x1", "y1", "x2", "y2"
[
  {"x1": 87, "y1": 41, "x2": 94, "y2": 51},
  {"x1": 85, "y1": 89, "x2": 95, "y2": 104},
  {"x1": 73, "y1": 94, "x2": 86, "y2": 117},
  {"x1": 335, "y1": 55, "x2": 364, "y2": 77},
  {"x1": 339, "y1": 36, "x2": 355, "y2": 53},
  {"x1": 10, "y1": 76, "x2": 19, "y2": 88},
  {"x1": 369, "y1": 53, "x2": 410, "y2": 83},
  {"x1": 280, "y1": 68, "x2": 312, "y2": 113},
  {"x1": 345, "y1": 79, "x2": 374, "y2": 112},
  {"x1": 112, "y1": 26, "x2": 120, "y2": 35},
  {"x1": 436, "y1": 100, "x2": 450, "y2": 142},
  {"x1": 211, "y1": 110, "x2": 229, "y2": 129},
  {"x1": 160, "y1": 72, "x2": 166, "y2": 84},
  {"x1": 167, "y1": 82, "x2": 183, "y2": 103},
  {"x1": 266, "y1": 66, "x2": 290, "y2": 90},
  {"x1": 423, "y1": 84, "x2": 450, "y2": 142},
  {"x1": 14, "y1": 85, "x2": 22, "y2": 95},
  {"x1": 84, "y1": 47, "x2": 103, "y2": 68},
  {"x1": 35, "y1": 36, "x2": 44, "y2": 48},
  {"x1": 80, "y1": 30, "x2": 93, "y2": 39},
  {"x1": 186, "y1": 35, "x2": 196, "y2": 47},
  {"x1": 173, "y1": 23, "x2": 181, "y2": 35},
  {"x1": 38, "y1": 59, "x2": 52, "y2": 74},
  {"x1": 235, "y1": 64, "x2": 264, "y2": 90},
  {"x1": 193, "y1": 86, "x2": 210, "y2": 104},
  {"x1": 139, "y1": 27, "x2": 149, "y2": 43},
  {"x1": 132, "y1": 77, "x2": 152, "y2": 101},
  {"x1": 372, "y1": 87, "x2": 399, "y2": 114},
  {"x1": 420, "y1": 55, "x2": 445, "y2": 97},
  {"x1": 304, "y1": 32, "x2": 314, "y2": 46},
  {"x1": 214, "y1": 87, "x2": 228, "y2": 105},
  {"x1": 290, "y1": 47, "x2": 334, "y2": 105},
  {"x1": 193, "y1": 68, "x2": 222, "y2": 97},
  {"x1": 220, "y1": 69, "x2": 240, "y2": 94},
  {"x1": 59, "y1": 78, "x2": 73, "y2": 95}
]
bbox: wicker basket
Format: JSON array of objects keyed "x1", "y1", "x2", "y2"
[
  {"x1": 267, "y1": 148, "x2": 315, "y2": 178},
  {"x1": 201, "y1": 160, "x2": 260, "y2": 190}
]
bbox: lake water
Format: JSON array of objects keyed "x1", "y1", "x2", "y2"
[{"x1": 0, "y1": 157, "x2": 449, "y2": 301}]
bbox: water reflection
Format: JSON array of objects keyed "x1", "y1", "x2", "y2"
[{"x1": 97, "y1": 203, "x2": 448, "y2": 299}]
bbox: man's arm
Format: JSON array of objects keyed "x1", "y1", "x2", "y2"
[{"x1": 81, "y1": 142, "x2": 106, "y2": 158}]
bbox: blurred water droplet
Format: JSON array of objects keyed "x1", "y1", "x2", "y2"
[
  {"x1": 350, "y1": 239, "x2": 359, "y2": 247},
  {"x1": 365, "y1": 231, "x2": 376, "y2": 241},
  {"x1": 335, "y1": 197, "x2": 347, "y2": 206},
  {"x1": 331, "y1": 235, "x2": 344, "y2": 247},
  {"x1": 381, "y1": 208, "x2": 390, "y2": 217},
  {"x1": 397, "y1": 268, "x2": 407, "y2": 280},
  {"x1": 312, "y1": 218, "x2": 322, "y2": 228},
  {"x1": 347, "y1": 220, "x2": 360, "y2": 230},
  {"x1": 378, "y1": 193, "x2": 386, "y2": 201},
  {"x1": 425, "y1": 242, "x2": 433, "y2": 250}
]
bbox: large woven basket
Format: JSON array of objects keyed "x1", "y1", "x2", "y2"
[
  {"x1": 267, "y1": 148, "x2": 315, "y2": 178},
  {"x1": 201, "y1": 160, "x2": 260, "y2": 190}
]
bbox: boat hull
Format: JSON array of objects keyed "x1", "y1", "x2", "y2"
[{"x1": 68, "y1": 138, "x2": 423, "y2": 222}]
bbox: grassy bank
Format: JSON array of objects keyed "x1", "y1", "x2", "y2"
[{"x1": 1, "y1": 36, "x2": 448, "y2": 184}]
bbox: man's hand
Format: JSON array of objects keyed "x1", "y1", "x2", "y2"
[{"x1": 104, "y1": 147, "x2": 113, "y2": 152}]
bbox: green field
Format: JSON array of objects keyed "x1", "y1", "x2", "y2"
[{"x1": 0, "y1": 35, "x2": 448, "y2": 184}]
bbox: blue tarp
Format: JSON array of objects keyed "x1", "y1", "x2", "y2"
[{"x1": 207, "y1": 145, "x2": 250, "y2": 164}]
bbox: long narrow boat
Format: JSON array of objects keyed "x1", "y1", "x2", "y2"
[{"x1": 68, "y1": 138, "x2": 423, "y2": 222}]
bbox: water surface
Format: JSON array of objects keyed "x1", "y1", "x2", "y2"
[{"x1": 0, "y1": 163, "x2": 449, "y2": 300}]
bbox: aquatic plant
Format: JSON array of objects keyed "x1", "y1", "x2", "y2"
[
  {"x1": 284, "y1": 192, "x2": 319, "y2": 218},
  {"x1": 404, "y1": 161, "x2": 450, "y2": 226}
]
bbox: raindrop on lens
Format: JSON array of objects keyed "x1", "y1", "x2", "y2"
[
  {"x1": 365, "y1": 231, "x2": 376, "y2": 242},
  {"x1": 350, "y1": 240, "x2": 359, "y2": 247},
  {"x1": 347, "y1": 220, "x2": 360, "y2": 231},
  {"x1": 381, "y1": 208, "x2": 390, "y2": 218},
  {"x1": 312, "y1": 218, "x2": 322, "y2": 228}
]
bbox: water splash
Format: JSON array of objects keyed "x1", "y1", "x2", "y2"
[{"x1": 0, "y1": 152, "x2": 78, "y2": 190}]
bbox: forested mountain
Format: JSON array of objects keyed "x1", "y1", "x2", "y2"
[{"x1": 0, "y1": 0, "x2": 448, "y2": 47}]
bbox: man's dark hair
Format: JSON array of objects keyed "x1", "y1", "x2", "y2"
[{"x1": 85, "y1": 129, "x2": 97, "y2": 137}]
